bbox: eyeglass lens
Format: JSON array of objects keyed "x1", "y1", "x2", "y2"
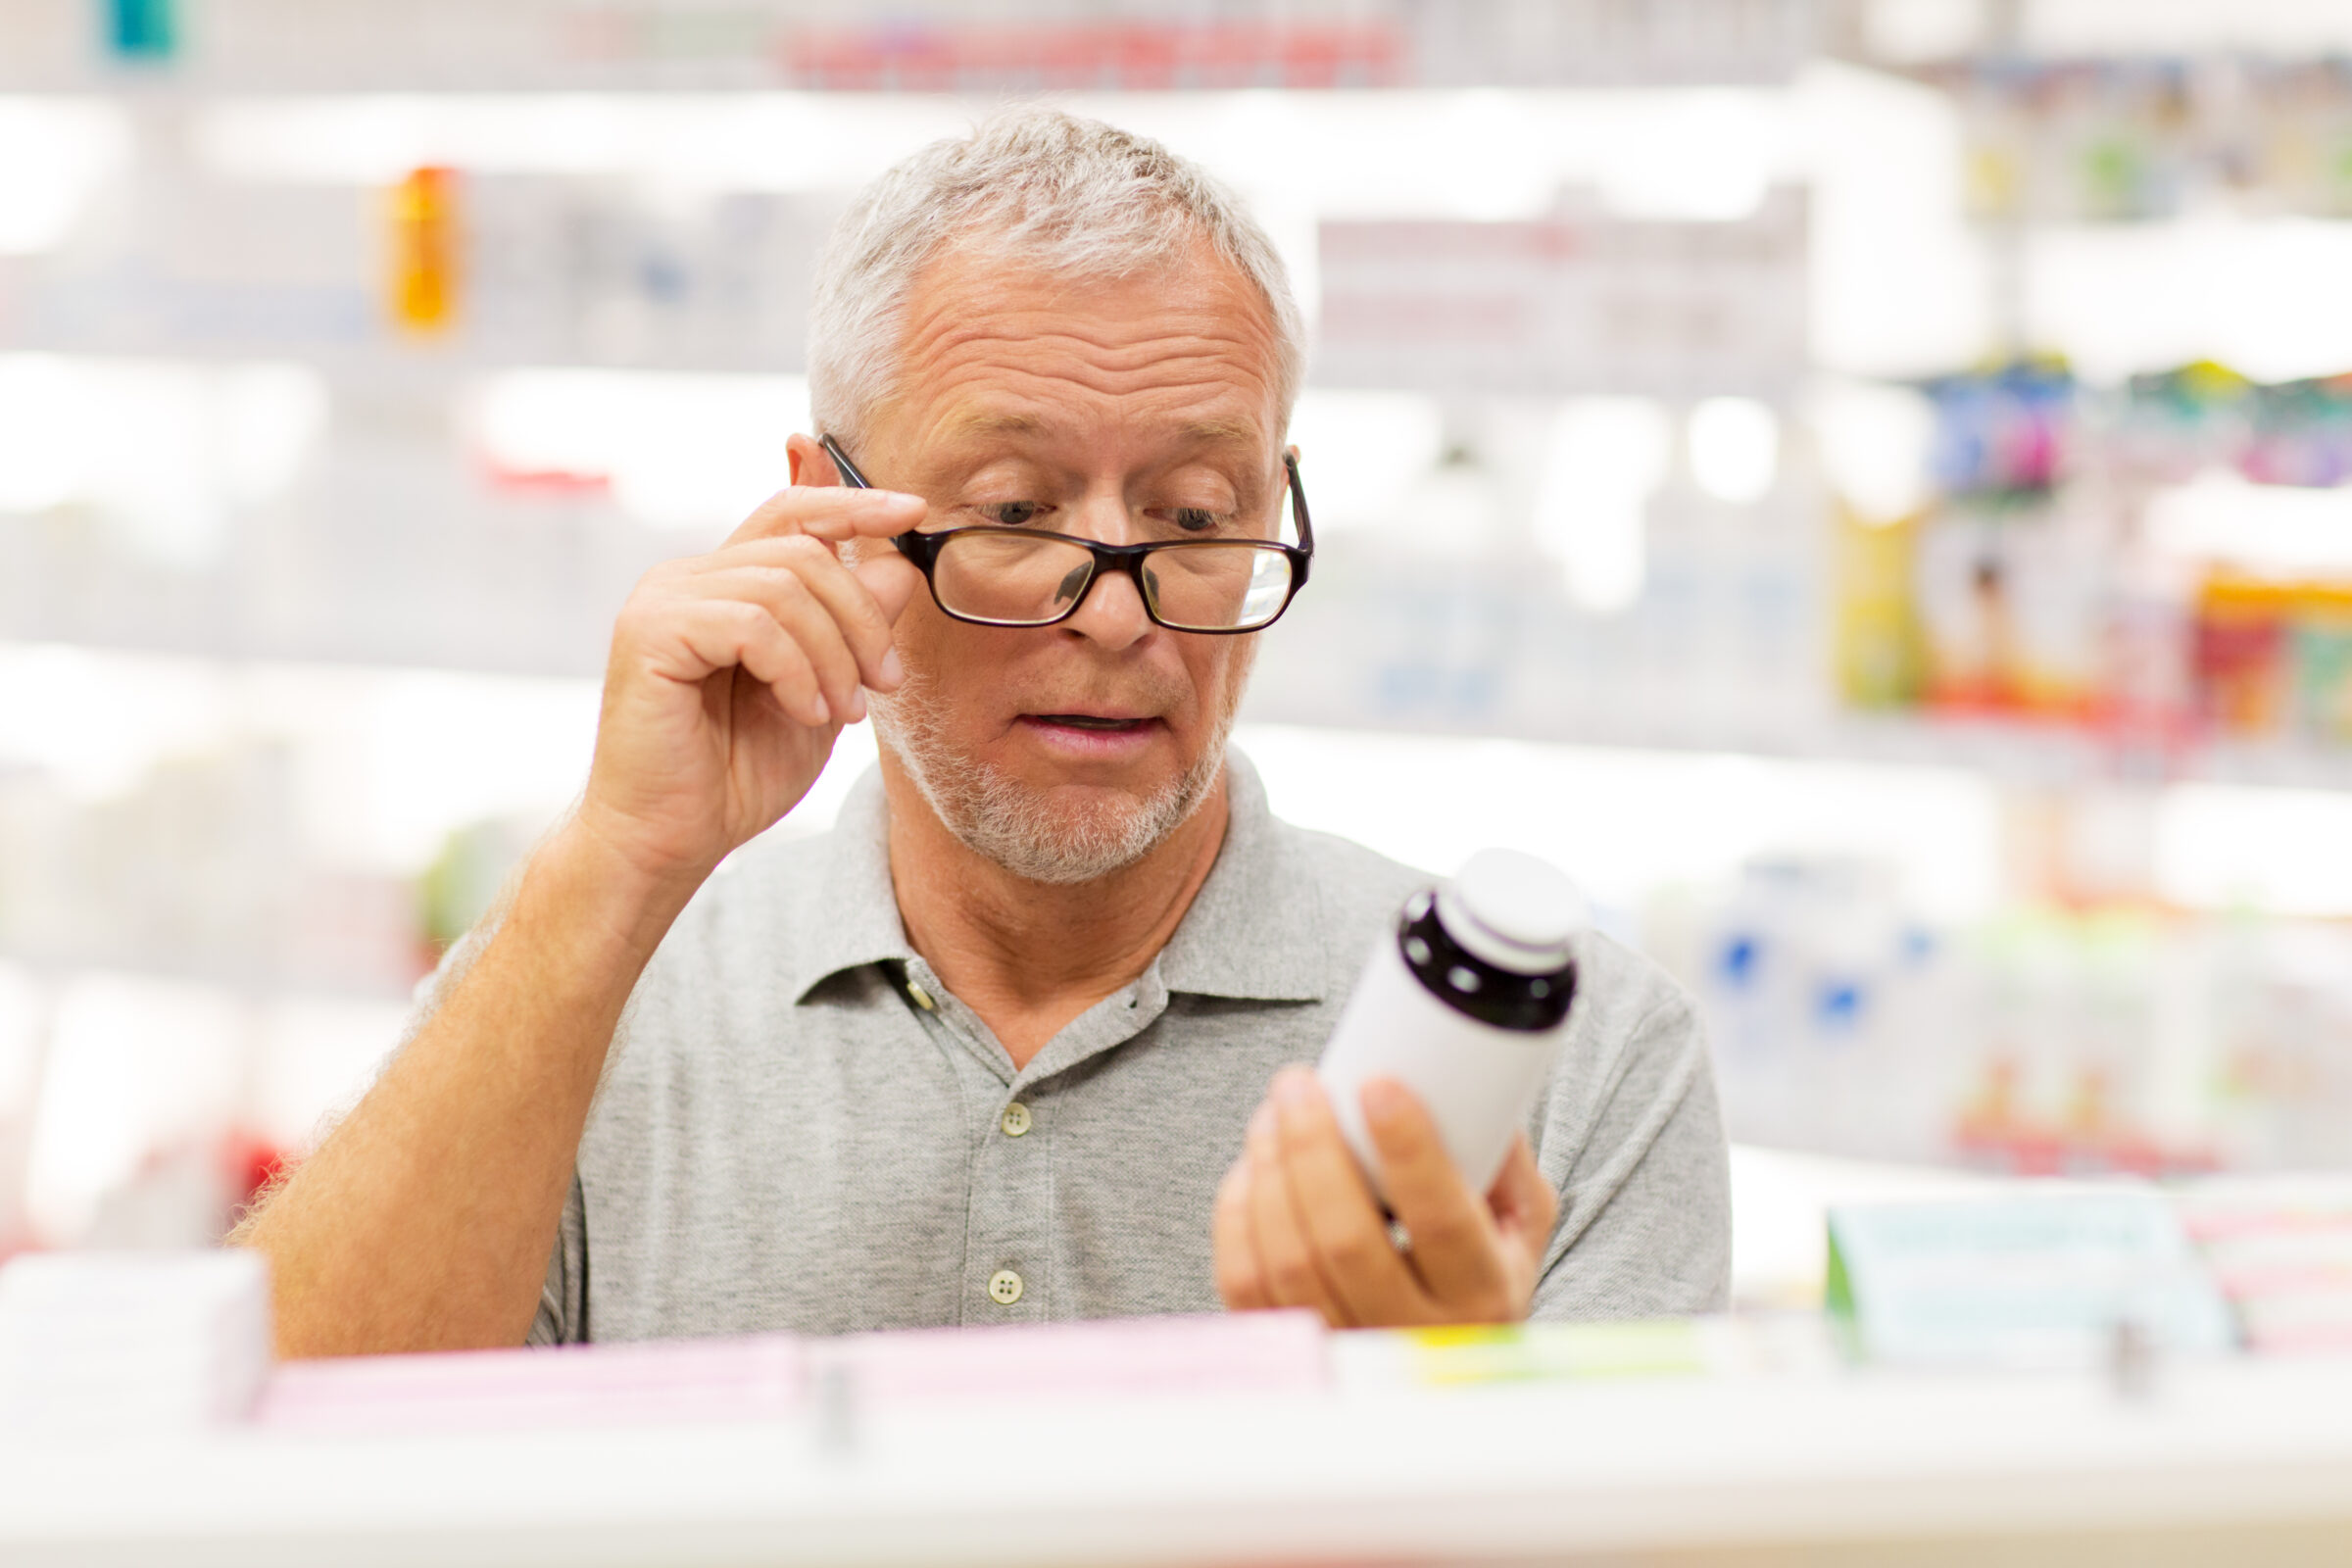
[{"x1": 931, "y1": 534, "x2": 1295, "y2": 630}]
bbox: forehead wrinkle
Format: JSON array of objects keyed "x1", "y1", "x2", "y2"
[
  {"x1": 885, "y1": 263, "x2": 1286, "y2": 469},
  {"x1": 893, "y1": 261, "x2": 1281, "y2": 390},
  {"x1": 900, "y1": 246, "x2": 1278, "y2": 348},
  {"x1": 911, "y1": 357, "x2": 1277, "y2": 458},
  {"x1": 918, "y1": 348, "x2": 1275, "y2": 418},
  {"x1": 912, "y1": 320, "x2": 1275, "y2": 391}
]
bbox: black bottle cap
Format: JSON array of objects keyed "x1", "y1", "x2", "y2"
[{"x1": 1397, "y1": 888, "x2": 1578, "y2": 1033}]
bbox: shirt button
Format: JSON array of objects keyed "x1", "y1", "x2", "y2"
[
  {"x1": 906, "y1": 981, "x2": 936, "y2": 1011},
  {"x1": 987, "y1": 1268, "x2": 1024, "y2": 1306},
  {"x1": 999, "y1": 1102, "x2": 1032, "y2": 1138}
]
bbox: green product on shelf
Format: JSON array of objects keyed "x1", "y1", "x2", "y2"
[{"x1": 2293, "y1": 607, "x2": 2352, "y2": 746}]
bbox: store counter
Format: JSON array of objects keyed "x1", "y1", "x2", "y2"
[{"x1": 4, "y1": 1314, "x2": 2352, "y2": 1567}]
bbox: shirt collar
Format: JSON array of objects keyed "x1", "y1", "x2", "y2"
[
  {"x1": 779, "y1": 745, "x2": 1327, "y2": 1005},
  {"x1": 779, "y1": 767, "x2": 915, "y2": 1004},
  {"x1": 1153, "y1": 748, "x2": 1328, "y2": 1003}
]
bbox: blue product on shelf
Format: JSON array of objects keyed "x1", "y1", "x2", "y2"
[
  {"x1": 106, "y1": 0, "x2": 175, "y2": 61},
  {"x1": 1923, "y1": 359, "x2": 2075, "y2": 499}
]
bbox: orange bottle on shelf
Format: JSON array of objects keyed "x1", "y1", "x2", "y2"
[{"x1": 388, "y1": 166, "x2": 460, "y2": 335}]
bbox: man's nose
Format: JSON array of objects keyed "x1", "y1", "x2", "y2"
[
  {"x1": 1063, "y1": 560, "x2": 1153, "y2": 650},
  {"x1": 1056, "y1": 491, "x2": 1153, "y2": 649}
]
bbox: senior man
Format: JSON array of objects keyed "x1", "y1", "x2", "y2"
[{"x1": 239, "y1": 109, "x2": 1729, "y2": 1354}]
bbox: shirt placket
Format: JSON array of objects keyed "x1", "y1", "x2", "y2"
[
  {"x1": 893, "y1": 956, "x2": 1046, "y2": 1324},
  {"x1": 895, "y1": 956, "x2": 1175, "y2": 1325}
]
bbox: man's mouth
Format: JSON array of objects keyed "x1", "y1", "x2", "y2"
[
  {"x1": 1032, "y1": 713, "x2": 1152, "y2": 732},
  {"x1": 1015, "y1": 711, "x2": 1167, "y2": 754}
]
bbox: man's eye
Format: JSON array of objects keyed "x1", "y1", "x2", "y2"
[
  {"x1": 978, "y1": 502, "x2": 1046, "y2": 526},
  {"x1": 1170, "y1": 509, "x2": 1223, "y2": 533}
]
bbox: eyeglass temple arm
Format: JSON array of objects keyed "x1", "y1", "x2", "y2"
[
  {"x1": 1281, "y1": 452, "x2": 1313, "y2": 600},
  {"x1": 818, "y1": 432, "x2": 869, "y2": 489},
  {"x1": 819, "y1": 433, "x2": 933, "y2": 566}
]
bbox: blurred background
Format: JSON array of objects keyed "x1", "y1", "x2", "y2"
[{"x1": 4, "y1": 0, "x2": 2352, "y2": 1306}]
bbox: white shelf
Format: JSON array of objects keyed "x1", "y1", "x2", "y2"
[
  {"x1": 5, "y1": 1349, "x2": 2351, "y2": 1565},
  {"x1": 10, "y1": 610, "x2": 2350, "y2": 793},
  {"x1": 1240, "y1": 687, "x2": 2352, "y2": 794},
  {"x1": 0, "y1": 945, "x2": 420, "y2": 1004}
]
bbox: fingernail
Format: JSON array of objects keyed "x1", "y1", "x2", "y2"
[
  {"x1": 809, "y1": 695, "x2": 831, "y2": 726},
  {"x1": 1361, "y1": 1078, "x2": 1407, "y2": 1122},
  {"x1": 847, "y1": 688, "x2": 867, "y2": 722},
  {"x1": 879, "y1": 647, "x2": 905, "y2": 687},
  {"x1": 877, "y1": 490, "x2": 925, "y2": 512},
  {"x1": 1247, "y1": 1103, "x2": 1275, "y2": 1142},
  {"x1": 1273, "y1": 1070, "x2": 1317, "y2": 1111}
]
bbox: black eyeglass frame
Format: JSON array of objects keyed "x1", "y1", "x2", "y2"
[{"x1": 817, "y1": 433, "x2": 1313, "y2": 635}]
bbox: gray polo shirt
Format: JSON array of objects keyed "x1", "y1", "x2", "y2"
[{"x1": 522, "y1": 750, "x2": 1729, "y2": 1344}]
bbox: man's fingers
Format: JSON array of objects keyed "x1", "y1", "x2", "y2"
[
  {"x1": 851, "y1": 550, "x2": 929, "y2": 629},
  {"x1": 784, "y1": 554, "x2": 906, "y2": 694},
  {"x1": 691, "y1": 540, "x2": 903, "y2": 691},
  {"x1": 1267, "y1": 1067, "x2": 1429, "y2": 1327},
  {"x1": 1244, "y1": 1102, "x2": 1350, "y2": 1327},
  {"x1": 722, "y1": 484, "x2": 925, "y2": 548},
  {"x1": 689, "y1": 565, "x2": 869, "y2": 722},
  {"x1": 1212, "y1": 1162, "x2": 1272, "y2": 1312},
  {"x1": 662, "y1": 599, "x2": 830, "y2": 727},
  {"x1": 1360, "y1": 1077, "x2": 1515, "y2": 1319}
]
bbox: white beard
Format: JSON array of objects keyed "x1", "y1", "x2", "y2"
[{"x1": 869, "y1": 668, "x2": 1241, "y2": 885}]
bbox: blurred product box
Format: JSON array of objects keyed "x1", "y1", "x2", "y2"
[
  {"x1": 2177, "y1": 1179, "x2": 2352, "y2": 1355},
  {"x1": 1673, "y1": 855, "x2": 2352, "y2": 1176},
  {"x1": 1827, "y1": 1191, "x2": 2237, "y2": 1367},
  {"x1": 1946, "y1": 57, "x2": 2352, "y2": 223},
  {"x1": 1315, "y1": 189, "x2": 1809, "y2": 402},
  {"x1": 0, "y1": 1250, "x2": 270, "y2": 1429}
]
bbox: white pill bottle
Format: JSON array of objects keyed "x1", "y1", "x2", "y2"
[{"x1": 1318, "y1": 848, "x2": 1585, "y2": 1200}]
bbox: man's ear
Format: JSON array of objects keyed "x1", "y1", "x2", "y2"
[{"x1": 785, "y1": 431, "x2": 833, "y2": 487}]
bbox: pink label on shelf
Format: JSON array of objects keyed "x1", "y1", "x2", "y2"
[
  {"x1": 820, "y1": 1310, "x2": 1330, "y2": 1403},
  {"x1": 258, "y1": 1334, "x2": 806, "y2": 1434},
  {"x1": 254, "y1": 1311, "x2": 1330, "y2": 1434}
]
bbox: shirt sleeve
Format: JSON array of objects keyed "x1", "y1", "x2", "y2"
[
  {"x1": 1526, "y1": 940, "x2": 1732, "y2": 1321},
  {"x1": 524, "y1": 1174, "x2": 589, "y2": 1346}
]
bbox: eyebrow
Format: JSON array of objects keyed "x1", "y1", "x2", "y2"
[
  {"x1": 1172, "y1": 418, "x2": 1265, "y2": 452},
  {"x1": 940, "y1": 410, "x2": 1049, "y2": 441}
]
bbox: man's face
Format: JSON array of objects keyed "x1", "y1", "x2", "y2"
[{"x1": 854, "y1": 240, "x2": 1290, "y2": 882}]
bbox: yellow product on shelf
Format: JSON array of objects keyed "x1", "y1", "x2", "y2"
[
  {"x1": 388, "y1": 167, "x2": 461, "y2": 335},
  {"x1": 1831, "y1": 502, "x2": 1928, "y2": 710}
]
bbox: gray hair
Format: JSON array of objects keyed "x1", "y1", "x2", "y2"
[{"x1": 806, "y1": 106, "x2": 1305, "y2": 448}]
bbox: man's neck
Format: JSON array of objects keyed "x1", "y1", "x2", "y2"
[{"x1": 878, "y1": 760, "x2": 1231, "y2": 1071}]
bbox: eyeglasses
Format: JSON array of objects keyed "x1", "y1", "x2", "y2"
[{"x1": 818, "y1": 433, "x2": 1313, "y2": 635}]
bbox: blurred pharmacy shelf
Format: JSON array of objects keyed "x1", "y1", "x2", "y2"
[
  {"x1": 11, "y1": 0, "x2": 2352, "y2": 1249},
  {"x1": 0, "y1": 0, "x2": 1816, "y2": 93}
]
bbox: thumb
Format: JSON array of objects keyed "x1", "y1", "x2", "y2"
[{"x1": 1487, "y1": 1134, "x2": 1558, "y2": 1242}]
